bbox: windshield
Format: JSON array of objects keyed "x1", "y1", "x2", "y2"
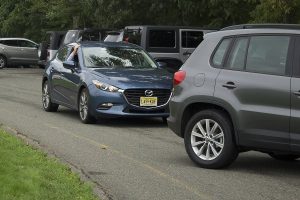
[{"x1": 82, "y1": 47, "x2": 158, "y2": 69}]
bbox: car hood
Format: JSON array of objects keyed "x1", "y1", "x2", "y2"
[{"x1": 89, "y1": 68, "x2": 173, "y2": 89}]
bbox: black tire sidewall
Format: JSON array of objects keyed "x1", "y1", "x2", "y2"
[
  {"x1": 0, "y1": 55, "x2": 7, "y2": 69},
  {"x1": 184, "y1": 109, "x2": 238, "y2": 169}
]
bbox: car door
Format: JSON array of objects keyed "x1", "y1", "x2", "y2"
[
  {"x1": 50, "y1": 46, "x2": 70, "y2": 105},
  {"x1": 17, "y1": 39, "x2": 38, "y2": 64},
  {"x1": 214, "y1": 35, "x2": 292, "y2": 151},
  {"x1": 1, "y1": 39, "x2": 21, "y2": 63},
  {"x1": 59, "y1": 51, "x2": 81, "y2": 108},
  {"x1": 290, "y1": 36, "x2": 300, "y2": 153},
  {"x1": 180, "y1": 30, "x2": 204, "y2": 62}
]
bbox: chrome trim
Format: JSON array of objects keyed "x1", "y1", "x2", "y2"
[{"x1": 120, "y1": 89, "x2": 172, "y2": 110}]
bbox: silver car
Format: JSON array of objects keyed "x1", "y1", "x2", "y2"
[{"x1": 0, "y1": 38, "x2": 39, "y2": 69}]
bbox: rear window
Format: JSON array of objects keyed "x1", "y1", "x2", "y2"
[
  {"x1": 149, "y1": 30, "x2": 176, "y2": 48},
  {"x1": 182, "y1": 31, "x2": 204, "y2": 48},
  {"x1": 1, "y1": 40, "x2": 19, "y2": 47},
  {"x1": 63, "y1": 31, "x2": 80, "y2": 45},
  {"x1": 212, "y1": 38, "x2": 232, "y2": 67},
  {"x1": 123, "y1": 29, "x2": 142, "y2": 45}
]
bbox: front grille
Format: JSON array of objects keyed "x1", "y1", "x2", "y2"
[{"x1": 124, "y1": 89, "x2": 171, "y2": 107}]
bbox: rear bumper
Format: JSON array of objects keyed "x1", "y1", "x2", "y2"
[{"x1": 167, "y1": 98, "x2": 183, "y2": 138}]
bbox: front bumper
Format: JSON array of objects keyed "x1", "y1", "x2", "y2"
[{"x1": 88, "y1": 85, "x2": 170, "y2": 118}]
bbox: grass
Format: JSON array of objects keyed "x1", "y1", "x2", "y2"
[{"x1": 0, "y1": 129, "x2": 98, "y2": 200}]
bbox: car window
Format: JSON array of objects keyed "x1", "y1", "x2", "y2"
[
  {"x1": 82, "y1": 47, "x2": 158, "y2": 69},
  {"x1": 212, "y1": 38, "x2": 232, "y2": 67},
  {"x1": 18, "y1": 40, "x2": 36, "y2": 48},
  {"x1": 57, "y1": 47, "x2": 68, "y2": 61},
  {"x1": 123, "y1": 29, "x2": 142, "y2": 45},
  {"x1": 182, "y1": 31, "x2": 204, "y2": 48},
  {"x1": 246, "y1": 36, "x2": 290, "y2": 76},
  {"x1": 63, "y1": 31, "x2": 80, "y2": 45},
  {"x1": 1, "y1": 40, "x2": 19, "y2": 47},
  {"x1": 149, "y1": 30, "x2": 176, "y2": 48},
  {"x1": 226, "y1": 37, "x2": 248, "y2": 70}
]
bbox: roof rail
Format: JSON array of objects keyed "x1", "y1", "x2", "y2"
[{"x1": 221, "y1": 24, "x2": 300, "y2": 31}]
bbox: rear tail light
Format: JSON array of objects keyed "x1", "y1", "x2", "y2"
[{"x1": 173, "y1": 70, "x2": 186, "y2": 86}]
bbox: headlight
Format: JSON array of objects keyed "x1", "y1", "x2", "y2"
[{"x1": 92, "y1": 80, "x2": 121, "y2": 93}]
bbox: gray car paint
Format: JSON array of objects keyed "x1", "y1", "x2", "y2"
[
  {"x1": 168, "y1": 28, "x2": 300, "y2": 154},
  {"x1": 0, "y1": 38, "x2": 38, "y2": 65}
]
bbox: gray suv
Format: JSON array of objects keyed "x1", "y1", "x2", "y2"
[
  {"x1": 168, "y1": 24, "x2": 300, "y2": 169},
  {"x1": 0, "y1": 38, "x2": 39, "y2": 68}
]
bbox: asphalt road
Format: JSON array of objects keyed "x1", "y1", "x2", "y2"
[{"x1": 0, "y1": 68, "x2": 299, "y2": 200}]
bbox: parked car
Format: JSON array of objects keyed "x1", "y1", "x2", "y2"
[
  {"x1": 104, "y1": 26, "x2": 216, "y2": 73},
  {"x1": 39, "y1": 29, "x2": 113, "y2": 67},
  {"x1": 42, "y1": 42, "x2": 173, "y2": 123},
  {"x1": 0, "y1": 38, "x2": 39, "y2": 68},
  {"x1": 167, "y1": 24, "x2": 300, "y2": 169},
  {"x1": 38, "y1": 31, "x2": 66, "y2": 66}
]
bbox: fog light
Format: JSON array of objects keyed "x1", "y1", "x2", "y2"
[{"x1": 97, "y1": 103, "x2": 113, "y2": 110}]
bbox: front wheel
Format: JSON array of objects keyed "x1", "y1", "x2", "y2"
[
  {"x1": 184, "y1": 109, "x2": 238, "y2": 169},
  {"x1": 42, "y1": 80, "x2": 59, "y2": 112},
  {"x1": 0, "y1": 55, "x2": 7, "y2": 69},
  {"x1": 79, "y1": 88, "x2": 96, "y2": 124}
]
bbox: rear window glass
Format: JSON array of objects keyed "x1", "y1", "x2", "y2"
[
  {"x1": 1, "y1": 40, "x2": 19, "y2": 47},
  {"x1": 123, "y1": 29, "x2": 142, "y2": 45},
  {"x1": 182, "y1": 31, "x2": 204, "y2": 48},
  {"x1": 149, "y1": 30, "x2": 176, "y2": 48},
  {"x1": 212, "y1": 38, "x2": 232, "y2": 67},
  {"x1": 63, "y1": 31, "x2": 80, "y2": 45}
]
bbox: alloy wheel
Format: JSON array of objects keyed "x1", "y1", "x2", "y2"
[
  {"x1": 79, "y1": 91, "x2": 88, "y2": 120},
  {"x1": 42, "y1": 83, "x2": 50, "y2": 109},
  {"x1": 191, "y1": 119, "x2": 225, "y2": 161}
]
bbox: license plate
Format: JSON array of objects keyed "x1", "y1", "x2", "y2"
[{"x1": 140, "y1": 97, "x2": 158, "y2": 107}]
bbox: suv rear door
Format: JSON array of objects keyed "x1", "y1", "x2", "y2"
[
  {"x1": 290, "y1": 37, "x2": 300, "y2": 152},
  {"x1": 214, "y1": 35, "x2": 293, "y2": 151},
  {"x1": 180, "y1": 30, "x2": 204, "y2": 62},
  {"x1": 1, "y1": 39, "x2": 21, "y2": 63},
  {"x1": 18, "y1": 39, "x2": 38, "y2": 64}
]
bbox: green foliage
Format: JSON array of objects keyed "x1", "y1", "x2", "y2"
[{"x1": 0, "y1": 0, "x2": 300, "y2": 43}]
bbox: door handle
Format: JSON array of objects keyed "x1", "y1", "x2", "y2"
[
  {"x1": 183, "y1": 51, "x2": 192, "y2": 56},
  {"x1": 293, "y1": 91, "x2": 300, "y2": 96},
  {"x1": 222, "y1": 82, "x2": 236, "y2": 89}
]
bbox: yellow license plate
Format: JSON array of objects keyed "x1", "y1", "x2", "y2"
[{"x1": 140, "y1": 97, "x2": 158, "y2": 107}]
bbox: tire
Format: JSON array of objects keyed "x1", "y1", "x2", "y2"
[
  {"x1": 184, "y1": 109, "x2": 238, "y2": 169},
  {"x1": 39, "y1": 42, "x2": 48, "y2": 61},
  {"x1": 269, "y1": 153, "x2": 300, "y2": 161},
  {"x1": 0, "y1": 55, "x2": 7, "y2": 69},
  {"x1": 42, "y1": 80, "x2": 59, "y2": 112},
  {"x1": 162, "y1": 117, "x2": 167, "y2": 123},
  {"x1": 78, "y1": 88, "x2": 96, "y2": 124}
]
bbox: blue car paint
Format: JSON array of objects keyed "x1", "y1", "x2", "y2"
[{"x1": 43, "y1": 42, "x2": 173, "y2": 118}]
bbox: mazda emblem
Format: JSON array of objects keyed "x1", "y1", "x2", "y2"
[{"x1": 145, "y1": 90, "x2": 154, "y2": 97}]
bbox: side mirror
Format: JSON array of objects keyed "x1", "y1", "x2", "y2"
[
  {"x1": 157, "y1": 61, "x2": 167, "y2": 69},
  {"x1": 63, "y1": 61, "x2": 75, "y2": 69}
]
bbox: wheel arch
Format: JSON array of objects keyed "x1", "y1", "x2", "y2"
[
  {"x1": 77, "y1": 83, "x2": 89, "y2": 110},
  {"x1": 181, "y1": 102, "x2": 239, "y2": 144}
]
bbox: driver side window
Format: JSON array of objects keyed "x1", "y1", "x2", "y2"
[{"x1": 57, "y1": 47, "x2": 68, "y2": 61}]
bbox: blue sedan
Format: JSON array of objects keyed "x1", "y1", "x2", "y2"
[{"x1": 42, "y1": 42, "x2": 173, "y2": 123}]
